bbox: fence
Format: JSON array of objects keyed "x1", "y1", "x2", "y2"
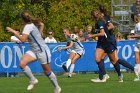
[{"x1": 0, "y1": 40, "x2": 135, "y2": 73}]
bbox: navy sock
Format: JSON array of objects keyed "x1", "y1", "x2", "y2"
[
  {"x1": 113, "y1": 62, "x2": 121, "y2": 76},
  {"x1": 97, "y1": 60, "x2": 106, "y2": 80},
  {"x1": 101, "y1": 59, "x2": 106, "y2": 75},
  {"x1": 118, "y1": 59, "x2": 134, "y2": 71}
]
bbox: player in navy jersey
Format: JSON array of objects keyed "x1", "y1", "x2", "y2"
[
  {"x1": 58, "y1": 27, "x2": 85, "y2": 78},
  {"x1": 99, "y1": 5, "x2": 136, "y2": 80},
  {"x1": 89, "y1": 10, "x2": 125, "y2": 82},
  {"x1": 6, "y1": 11, "x2": 61, "y2": 93}
]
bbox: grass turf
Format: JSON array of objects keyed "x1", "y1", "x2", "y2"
[{"x1": 0, "y1": 72, "x2": 139, "y2": 93}]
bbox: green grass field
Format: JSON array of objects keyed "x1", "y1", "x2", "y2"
[{"x1": 0, "y1": 72, "x2": 139, "y2": 93}]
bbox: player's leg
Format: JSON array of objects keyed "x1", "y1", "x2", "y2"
[
  {"x1": 39, "y1": 50, "x2": 61, "y2": 93},
  {"x1": 62, "y1": 51, "x2": 76, "y2": 72},
  {"x1": 115, "y1": 48, "x2": 134, "y2": 71},
  {"x1": 108, "y1": 50, "x2": 123, "y2": 82},
  {"x1": 68, "y1": 54, "x2": 80, "y2": 78},
  {"x1": 42, "y1": 64, "x2": 61, "y2": 93},
  {"x1": 19, "y1": 51, "x2": 38, "y2": 90},
  {"x1": 134, "y1": 49, "x2": 140, "y2": 81},
  {"x1": 95, "y1": 48, "x2": 106, "y2": 80},
  {"x1": 101, "y1": 53, "x2": 110, "y2": 80}
]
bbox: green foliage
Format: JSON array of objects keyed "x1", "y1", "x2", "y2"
[{"x1": 0, "y1": 0, "x2": 111, "y2": 42}]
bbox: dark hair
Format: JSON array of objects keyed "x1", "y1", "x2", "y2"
[
  {"x1": 91, "y1": 10, "x2": 106, "y2": 23},
  {"x1": 20, "y1": 11, "x2": 43, "y2": 29},
  {"x1": 99, "y1": 5, "x2": 108, "y2": 16}
]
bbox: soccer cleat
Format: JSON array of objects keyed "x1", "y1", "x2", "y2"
[
  {"x1": 118, "y1": 74, "x2": 123, "y2": 82},
  {"x1": 134, "y1": 77, "x2": 140, "y2": 81},
  {"x1": 62, "y1": 64, "x2": 68, "y2": 72},
  {"x1": 91, "y1": 78, "x2": 106, "y2": 83},
  {"x1": 104, "y1": 74, "x2": 110, "y2": 80},
  {"x1": 68, "y1": 75, "x2": 72, "y2": 78},
  {"x1": 27, "y1": 79, "x2": 38, "y2": 90},
  {"x1": 54, "y1": 87, "x2": 61, "y2": 93}
]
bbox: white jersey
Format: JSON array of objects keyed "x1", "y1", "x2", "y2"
[
  {"x1": 23, "y1": 23, "x2": 51, "y2": 63},
  {"x1": 22, "y1": 23, "x2": 50, "y2": 53},
  {"x1": 45, "y1": 37, "x2": 57, "y2": 43},
  {"x1": 134, "y1": 22, "x2": 140, "y2": 44},
  {"x1": 67, "y1": 34, "x2": 84, "y2": 56}
]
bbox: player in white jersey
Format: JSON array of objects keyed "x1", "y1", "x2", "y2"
[
  {"x1": 128, "y1": 15, "x2": 140, "y2": 81},
  {"x1": 6, "y1": 11, "x2": 61, "y2": 93},
  {"x1": 58, "y1": 27, "x2": 84, "y2": 78}
]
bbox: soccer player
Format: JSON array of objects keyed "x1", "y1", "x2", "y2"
[
  {"x1": 58, "y1": 27, "x2": 84, "y2": 78},
  {"x1": 128, "y1": 15, "x2": 140, "y2": 81},
  {"x1": 89, "y1": 10, "x2": 124, "y2": 82},
  {"x1": 6, "y1": 11, "x2": 61, "y2": 93},
  {"x1": 91, "y1": 5, "x2": 136, "y2": 82}
]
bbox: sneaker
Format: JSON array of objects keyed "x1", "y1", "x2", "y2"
[
  {"x1": 54, "y1": 87, "x2": 61, "y2": 93},
  {"x1": 62, "y1": 64, "x2": 68, "y2": 72},
  {"x1": 134, "y1": 77, "x2": 140, "y2": 81},
  {"x1": 104, "y1": 74, "x2": 110, "y2": 80},
  {"x1": 91, "y1": 78, "x2": 106, "y2": 82},
  {"x1": 68, "y1": 75, "x2": 71, "y2": 78},
  {"x1": 118, "y1": 74, "x2": 123, "y2": 82},
  {"x1": 27, "y1": 79, "x2": 38, "y2": 90}
]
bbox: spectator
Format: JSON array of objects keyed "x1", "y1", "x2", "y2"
[
  {"x1": 127, "y1": 30, "x2": 135, "y2": 40},
  {"x1": 45, "y1": 31, "x2": 57, "y2": 43},
  {"x1": 131, "y1": 0, "x2": 140, "y2": 21},
  {"x1": 73, "y1": 26, "x2": 79, "y2": 35},
  {"x1": 78, "y1": 29, "x2": 85, "y2": 42},
  {"x1": 115, "y1": 32, "x2": 124, "y2": 42},
  {"x1": 84, "y1": 25, "x2": 93, "y2": 41}
]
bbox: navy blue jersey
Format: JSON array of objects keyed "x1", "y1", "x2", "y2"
[
  {"x1": 104, "y1": 16, "x2": 116, "y2": 46},
  {"x1": 95, "y1": 20, "x2": 109, "y2": 44}
]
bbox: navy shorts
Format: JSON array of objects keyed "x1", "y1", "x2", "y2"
[{"x1": 96, "y1": 41, "x2": 117, "y2": 54}]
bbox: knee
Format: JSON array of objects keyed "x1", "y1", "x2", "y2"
[
  {"x1": 95, "y1": 58, "x2": 101, "y2": 63},
  {"x1": 19, "y1": 61, "x2": 26, "y2": 69}
]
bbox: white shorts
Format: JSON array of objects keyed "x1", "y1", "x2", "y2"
[
  {"x1": 134, "y1": 46, "x2": 140, "y2": 52},
  {"x1": 71, "y1": 49, "x2": 85, "y2": 57},
  {"x1": 26, "y1": 50, "x2": 51, "y2": 64}
]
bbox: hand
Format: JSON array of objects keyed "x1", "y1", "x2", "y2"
[
  {"x1": 58, "y1": 47, "x2": 63, "y2": 51},
  {"x1": 6, "y1": 27, "x2": 14, "y2": 33}
]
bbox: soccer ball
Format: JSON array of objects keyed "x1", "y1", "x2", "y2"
[{"x1": 70, "y1": 34, "x2": 78, "y2": 41}]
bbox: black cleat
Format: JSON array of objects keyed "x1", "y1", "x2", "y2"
[
  {"x1": 62, "y1": 64, "x2": 68, "y2": 72},
  {"x1": 68, "y1": 75, "x2": 71, "y2": 78}
]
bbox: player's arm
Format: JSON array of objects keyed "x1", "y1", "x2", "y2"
[
  {"x1": 107, "y1": 22, "x2": 114, "y2": 30},
  {"x1": 88, "y1": 29, "x2": 105, "y2": 38},
  {"x1": 63, "y1": 41, "x2": 74, "y2": 50},
  {"x1": 58, "y1": 41, "x2": 74, "y2": 51},
  {"x1": 38, "y1": 21, "x2": 44, "y2": 35},
  {"x1": 6, "y1": 27, "x2": 28, "y2": 42}
]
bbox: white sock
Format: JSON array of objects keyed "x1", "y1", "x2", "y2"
[
  {"x1": 69, "y1": 64, "x2": 75, "y2": 77},
  {"x1": 23, "y1": 66, "x2": 36, "y2": 81},
  {"x1": 66, "y1": 59, "x2": 71, "y2": 69},
  {"x1": 47, "y1": 72, "x2": 60, "y2": 88}
]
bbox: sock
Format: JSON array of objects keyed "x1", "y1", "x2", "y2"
[
  {"x1": 113, "y1": 62, "x2": 121, "y2": 76},
  {"x1": 69, "y1": 64, "x2": 75, "y2": 77},
  {"x1": 97, "y1": 60, "x2": 106, "y2": 80},
  {"x1": 101, "y1": 59, "x2": 106, "y2": 75},
  {"x1": 118, "y1": 59, "x2": 134, "y2": 71},
  {"x1": 22, "y1": 66, "x2": 36, "y2": 81},
  {"x1": 66, "y1": 59, "x2": 71, "y2": 69},
  {"x1": 46, "y1": 71, "x2": 60, "y2": 88}
]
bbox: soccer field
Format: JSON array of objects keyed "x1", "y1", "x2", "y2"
[{"x1": 0, "y1": 73, "x2": 139, "y2": 93}]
